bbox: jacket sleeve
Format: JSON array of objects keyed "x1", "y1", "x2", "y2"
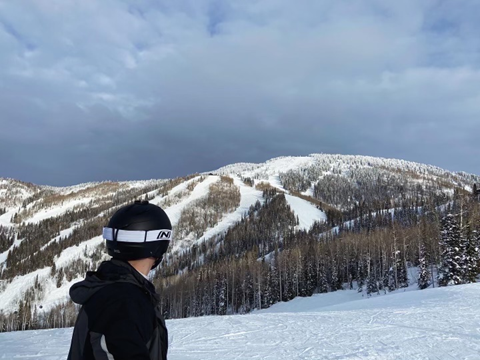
[{"x1": 89, "y1": 293, "x2": 155, "y2": 360}]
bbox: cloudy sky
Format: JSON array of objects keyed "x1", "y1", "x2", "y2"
[{"x1": 1, "y1": 0, "x2": 479, "y2": 186}]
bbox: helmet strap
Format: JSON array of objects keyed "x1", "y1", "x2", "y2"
[{"x1": 151, "y1": 256, "x2": 163, "y2": 270}]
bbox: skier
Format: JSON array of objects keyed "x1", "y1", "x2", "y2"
[{"x1": 67, "y1": 200, "x2": 172, "y2": 360}]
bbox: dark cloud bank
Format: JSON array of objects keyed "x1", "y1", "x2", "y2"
[{"x1": 1, "y1": 1, "x2": 479, "y2": 186}]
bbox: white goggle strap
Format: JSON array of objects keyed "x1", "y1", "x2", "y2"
[{"x1": 103, "y1": 227, "x2": 173, "y2": 243}]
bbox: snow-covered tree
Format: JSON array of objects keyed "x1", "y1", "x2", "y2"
[
  {"x1": 356, "y1": 258, "x2": 365, "y2": 293},
  {"x1": 317, "y1": 259, "x2": 328, "y2": 294},
  {"x1": 387, "y1": 266, "x2": 396, "y2": 291},
  {"x1": 438, "y1": 214, "x2": 464, "y2": 286},
  {"x1": 303, "y1": 255, "x2": 316, "y2": 296},
  {"x1": 366, "y1": 272, "x2": 379, "y2": 296},
  {"x1": 417, "y1": 243, "x2": 430, "y2": 290},
  {"x1": 330, "y1": 258, "x2": 341, "y2": 291},
  {"x1": 396, "y1": 253, "x2": 409, "y2": 289},
  {"x1": 464, "y1": 223, "x2": 480, "y2": 283}
]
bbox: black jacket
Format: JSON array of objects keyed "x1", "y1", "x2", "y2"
[{"x1": 67, "y1": 259, "x2": 168, "y2": 360}]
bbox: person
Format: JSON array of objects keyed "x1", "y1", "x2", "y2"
[{"x1": 67, "y1": 200, "x2": 173, "y2": 360}]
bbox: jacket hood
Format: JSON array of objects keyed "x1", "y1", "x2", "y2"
[{"x1": 69, "y1": 259, "x2": 158, "y2": 305}]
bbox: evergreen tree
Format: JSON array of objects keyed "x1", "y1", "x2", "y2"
[
  {"x1": 303, "y1": 256, "x2": 316, "y2": 296},
  {"x1": 464, "y1": 223, "x2": 479, "y2": 283},
  {"x1": 268, "y1": 260, "x2": 281, "y2": 305},
  {"x1": 330, "y1": 258, "x2": 341, "y2": 291},
  {"x1": 417, "y1": 243, "x2": 430, "y2": 289},
  {"x1": 387, "y1": 266, "x2": 396, "y2": 291},
  {"x1": 56, "y1": 268, "x2": 64, "y2": 288},
  {"x1": 382, "y1": 270, "x2": 389, "y2": 293},
  {"x1": 263, "y1": 269, "x2": 273, "y2": 308},
  {"x1": 317, "y1": 259, "x2": 328, "y2": 294},
  {"x1": 366, "y1": 268, "x2": 379, "y2": 296},
  {"x1": 438, "y1": 214, "x2": 464, "y2": 286},
  {"x1": 396, "y1": 253, "x2": 409, "y2": 288},
  {"x1": 356, "y1": 257, "x2": 365, "y2": 293},
  {"x1": 217, "y1": 277, "x2": 227, "y2": 315}
]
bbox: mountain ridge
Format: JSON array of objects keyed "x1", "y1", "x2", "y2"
[
  {"x1": 2, "y1": 153, "x2": 477, "y2": 190},
  {"x1": 0, "y1": 153, "x2": 479, "y2": 331}
]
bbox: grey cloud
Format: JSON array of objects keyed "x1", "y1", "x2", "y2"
[{"x1": 1, "y1": 0, "x2": 480, "y2": 185}]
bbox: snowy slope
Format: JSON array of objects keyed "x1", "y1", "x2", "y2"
[
  {"x1": 2, "y1": 283, "x2": 480, "y2": 359},
  {"x1": 195, "y1": 176, "x2": 264, "y2": 244},
  {"x1": 0, "y1": 179, "x2": 163, "y2": 225},
  {"x1": 25, "y1": 198, "x2": 94, "y2": 224},
  {"x1": 0, "y1": 174, "x2": 263, "y2": 314},
  {"x1": 0, "y1": 210, "x2": 15, "y2": 227},
  {"x1": 0, "y1": 235, "x2": 107, "y2": 313},
  {"x1": 150, "y1": 175, "x2": 265, "y2": 251},
  {"x1": 1, "y1": 154, "x2": 479, "y2": 322},
  {"x1": 214, "y1": 153, "x2": 465, "y2": 179},
  {"x1": 214, "y1": 155, "x2": 314, "y2": 178},
  {"x1": 163, "y1": 176, "x2": 220, "y2": 226},
  {"x1": 285, "y1": 193, "x2": 327, "y2": 230}
]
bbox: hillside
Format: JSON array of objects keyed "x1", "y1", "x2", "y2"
[
  {"x1": 0, "y1": 153, "x2": 479, "y2": 330},
  {"x1": 1, "y1": 282, "x2": 480, "y2": 359}
]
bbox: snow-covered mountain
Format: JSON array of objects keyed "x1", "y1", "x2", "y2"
[{"x1": 0, "y1": 153, "x2": 479, "y2": 327}]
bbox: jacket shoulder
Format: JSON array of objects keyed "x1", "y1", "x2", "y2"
[
  {"x1": 84, "y1": 282, "x2": 155, "y2": 330},
  {"x1": 87, "y1": 282, "x2": 153, "y2": 310}
]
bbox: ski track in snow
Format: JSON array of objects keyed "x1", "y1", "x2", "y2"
[{"x1": 2, "y1": 284, "x2": 480, "y2": 359}]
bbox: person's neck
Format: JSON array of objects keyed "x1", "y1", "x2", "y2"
[{"x1": 127, "y1": 258, "x2": 155, "y2": 277}]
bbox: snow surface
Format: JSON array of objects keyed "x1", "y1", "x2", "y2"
[
  {"x1": 25, "y1": 198, "x2": 93, "y2": 224},
  {"x1": 2, "y1": 284, "x2": 480, "y2": 359},
  {"x1": 0, "y1": 236, "x2": 106, "y2": 313},
  {"x1": 217, "y1": 156, "x2": 314, "y2": 180},
  {"x1": 39, "y1": 227, "x2": 76, "y2": 252},
  {"x1": 266, "y1": 174, "x2": 286, "y2": 191},
  {"x1": 53, "y1": 235, "x2": 104, "y2": 269},
  {"x1": 284, "y1": 194, "x2": 327, "y2": 230},
  {"x1": 0, "y1": 210, "x2": 15, "y2": 227}
]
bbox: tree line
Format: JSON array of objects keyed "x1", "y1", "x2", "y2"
[{"x1": 154, "y1": 189, "x2": 480, "y2": 319}]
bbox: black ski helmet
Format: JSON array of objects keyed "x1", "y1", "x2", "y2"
[{"x1": 103, "y1": 200, "x2": 172, "y2": 269}]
